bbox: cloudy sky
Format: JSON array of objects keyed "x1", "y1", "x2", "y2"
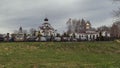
[{"x1": 0, "y1": 0, "x2": 119, "y2": 33}]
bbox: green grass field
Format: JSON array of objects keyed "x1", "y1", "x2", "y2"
[{"x1": 0, "y1": 41, "x2": 120, "y2": 68}]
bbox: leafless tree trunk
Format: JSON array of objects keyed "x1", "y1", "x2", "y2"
[
  {"x1": 66, "y1": 18, "x2": 90, "y2": 34},
  {"x1": 66, "y1": 18, "x2": 72, "y2": 34},
  {"x1": 111, "y1": 21, "x2": 120, "y2": 38}
]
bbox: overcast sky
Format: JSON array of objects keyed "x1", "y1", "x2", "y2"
[{"x1": 0, "y1": 0, "x2": 119, "y2": 34}]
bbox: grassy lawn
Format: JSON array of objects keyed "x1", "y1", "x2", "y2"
[{"x1": 0, "y1": 41, "x2": 120, "y2": 68}]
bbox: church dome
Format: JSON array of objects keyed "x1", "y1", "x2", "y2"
[{"x1": 44, "y1": 18, "x2": 48, "y2": 21}]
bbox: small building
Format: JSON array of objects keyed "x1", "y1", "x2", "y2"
[{"x1": 13, "y1": 27, "x2": 26, "y2": 41}]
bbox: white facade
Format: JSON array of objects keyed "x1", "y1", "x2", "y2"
[{"x1": 39, "y1": 18, "x2": 56, "y2": 37}]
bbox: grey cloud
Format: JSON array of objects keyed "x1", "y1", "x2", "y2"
[{"x1": 0, "y1": 0, "x2": 118, "y2": 33}]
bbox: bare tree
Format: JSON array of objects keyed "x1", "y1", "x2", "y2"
[
  {"x1": 113, "y1": 0, "x2": 120, "y2": 2},
  {"x1": 80, "y1": 19, "x2": 86, "y2": 33},
  {"x1": 97, "y1": 25, "x2": 111, "y2": 32},
  {"x1": 23, "y1": 30, "x2": 28, "y2": 34},
  {"x1": 29, "y1": 28, "x2": 36, "y2": 36},
  {"x1": 66, "y1": 18, "x2": 72, "y2": 34},
  {"x1": 72, "y1": 19, "x2": 78, "y2": 33},
  {"x1": 113, "y1": 8, "x2": 120, "y2": 18},
  {"x1": 13, "y1": 30, "x2": 18, "y2": 34},
  {"x1": 110, "y1": 0, "x2": 120, "y2": 39},
  {"x1": 113, "y1": 0, "x2": 120, "y2": 19},
  {"x1": 111, "y1": 21, "x2": 120, "y2": 38}
]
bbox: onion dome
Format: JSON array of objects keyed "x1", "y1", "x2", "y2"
[{"x1": 44, "y1": 18, "x2": 48, "y2": 21}]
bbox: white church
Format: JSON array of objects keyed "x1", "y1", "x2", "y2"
[{"x1": 39, "y1": 18, "x2": 56, "y2": 37}]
